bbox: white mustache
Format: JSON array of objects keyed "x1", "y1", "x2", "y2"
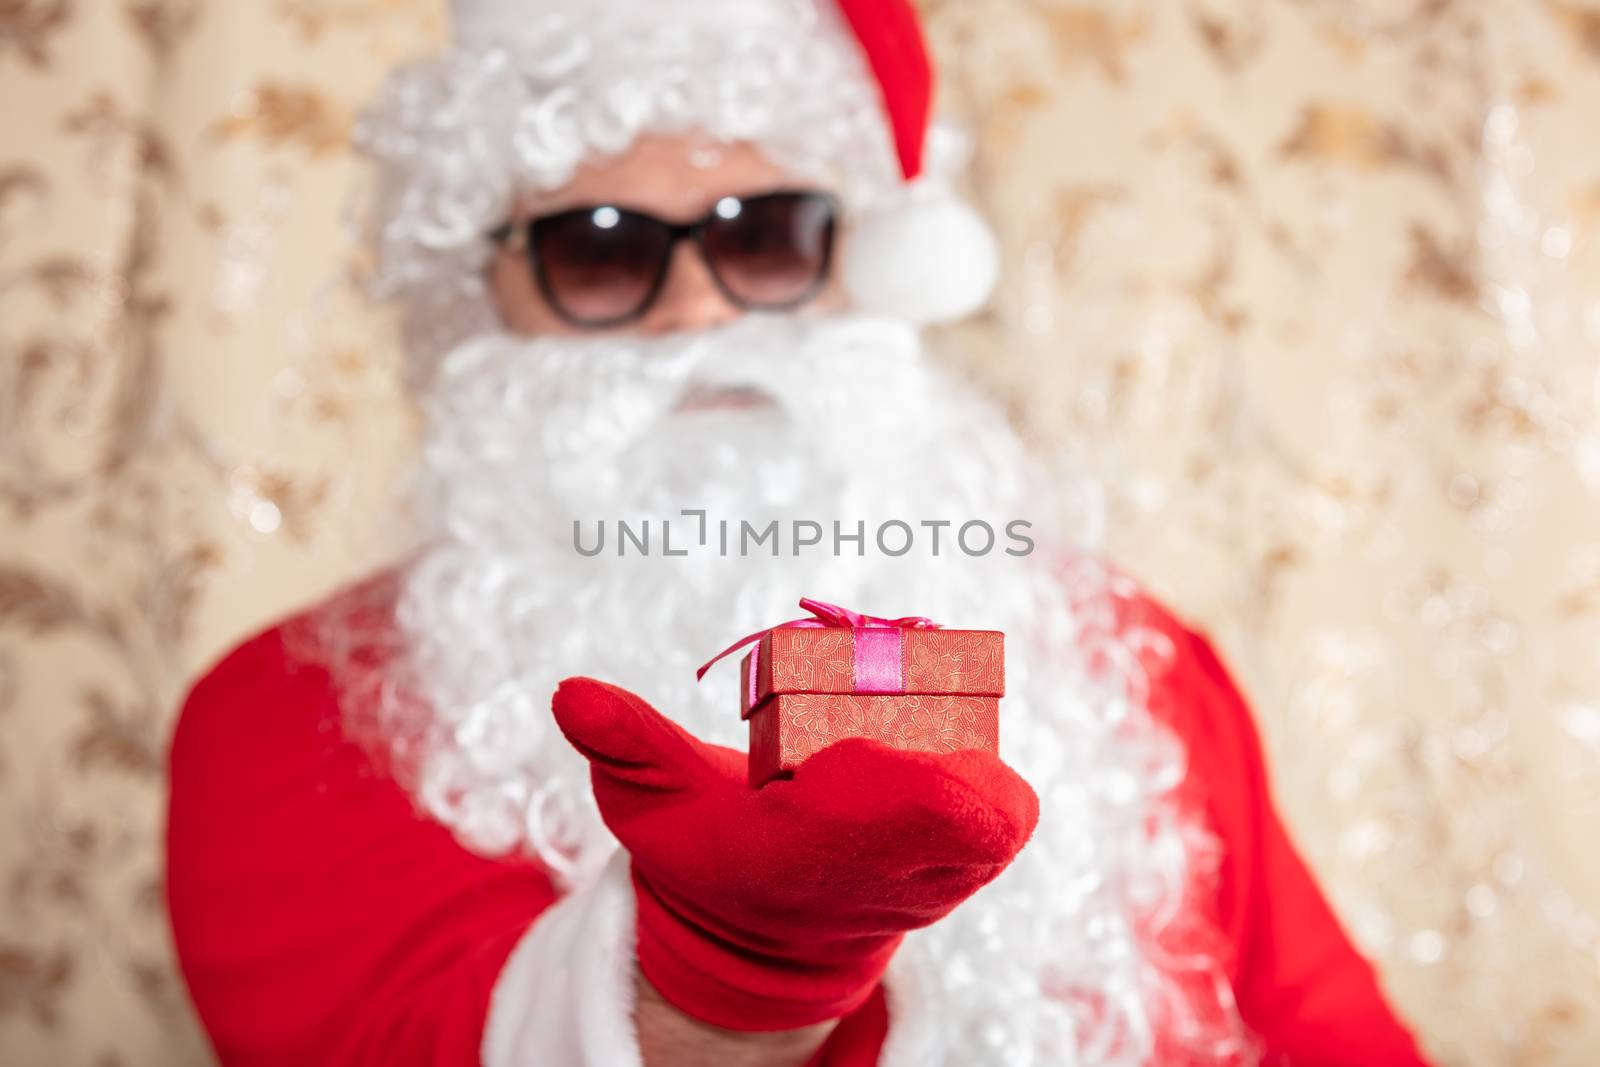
[{"x1": 425, "y1": 313, "x2": 923, "y2": 439}]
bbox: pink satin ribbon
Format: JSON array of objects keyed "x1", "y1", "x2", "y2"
[{"x1": 696, "y1": 597, "x2": 941, "y2": 686}]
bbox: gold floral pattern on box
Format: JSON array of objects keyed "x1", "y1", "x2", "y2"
[{"x1": 750, "y1": 693, "x2": 1000, "y2": 782}]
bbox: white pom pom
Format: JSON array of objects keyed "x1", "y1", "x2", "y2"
[{"x1": 841, "y1": 191, "x2": 1000, "y2": 326}]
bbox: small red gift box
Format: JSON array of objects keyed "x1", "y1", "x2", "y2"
[{"x1": 699, "y1": 599, "x2": 1005, "y2": 787}]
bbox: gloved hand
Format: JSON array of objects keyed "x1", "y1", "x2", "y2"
[{"x1": 551, "y1": 677, "x2": 1040, "y2": 1032}]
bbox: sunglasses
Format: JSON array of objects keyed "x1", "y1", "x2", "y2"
[{"x1": 488, "y1": 190, "x2": 839, "y2": 329}]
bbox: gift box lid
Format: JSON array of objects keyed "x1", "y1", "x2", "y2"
[{"x1": 739, "y1": 626, "x2": 1004, "y2": 719}]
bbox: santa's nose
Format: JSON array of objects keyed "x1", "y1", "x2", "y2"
[{"x1": 639, "y1": 241, "x2": 743, "y2": 336}]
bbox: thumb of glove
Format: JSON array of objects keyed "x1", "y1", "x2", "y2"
[{"x1": 551, "y1": 678, "x2": 721, "y2": 794}]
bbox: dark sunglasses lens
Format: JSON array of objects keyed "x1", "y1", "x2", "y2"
[
  {"x1": 533, "y1": 208, "x2": 672, "y2": 325},
  {"x1": 702, "y1": 193, "x2": 835, "y2": 308}
]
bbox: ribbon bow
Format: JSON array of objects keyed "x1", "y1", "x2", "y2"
[{"x1": 696, "y1": 597, "x2": 940, "y2": 682}]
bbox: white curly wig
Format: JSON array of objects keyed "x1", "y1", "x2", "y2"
[
  {"x1": 353, "y1": 0, "x2": 1000, "y2": 380},
  {"x1": 354, "y1": 1, "x2": 894, "y2": 373}
]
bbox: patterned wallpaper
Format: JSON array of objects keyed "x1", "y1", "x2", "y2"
[{"x1": 1, "y1": 1, "x2": 1598, "y2": 1065}]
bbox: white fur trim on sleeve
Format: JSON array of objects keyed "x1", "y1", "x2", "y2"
[
  {"x1": 482, "y1": 849, "x2": 643, "y2": 1067},
  {"x1": 879, "y1": 936, "x2": 943, "y2": 1067},
  {"x1": 480, "y1": 848, "x2": 943, "y2": 1066}
]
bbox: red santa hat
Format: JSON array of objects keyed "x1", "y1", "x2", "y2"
[
  {"x1": 834, "y1": 0, "x2": 935, "y2": 181},
  {"x1": 828, "y1": 0, "x2": 1001, "y2": 324},
  {"x1": 421, "y1": 0, "x2": 999, "y2": 327}
]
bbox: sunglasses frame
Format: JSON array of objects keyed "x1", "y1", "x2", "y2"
[{"x1": 488, "y1": 189, "x2": 840, "y2": 330}]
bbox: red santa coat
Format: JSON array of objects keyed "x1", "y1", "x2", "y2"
[{"x1": 164, "y1": 580, "x2": 1429, "y2": 1066}]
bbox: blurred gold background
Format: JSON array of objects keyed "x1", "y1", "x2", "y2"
[{"x1": 2, "y1": 1, "x2": 1599, "y2": 1064}]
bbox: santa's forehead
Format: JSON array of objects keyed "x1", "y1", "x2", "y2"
[{"x1": 511, "y1": 136, "x2": 808, "y2": 219}]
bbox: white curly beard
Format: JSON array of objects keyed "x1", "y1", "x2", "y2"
[{"x1": 334, "y1": 312, "x2": 1251, "y2": 1064}]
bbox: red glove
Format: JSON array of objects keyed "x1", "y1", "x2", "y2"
[{"x1": 551, "y1": 678, "x2": 1040, "y2": 1033}]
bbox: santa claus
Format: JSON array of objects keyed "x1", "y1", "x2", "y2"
[{"x1": 163, "y1": 2, "x2": 1431, "y2": 1065}]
